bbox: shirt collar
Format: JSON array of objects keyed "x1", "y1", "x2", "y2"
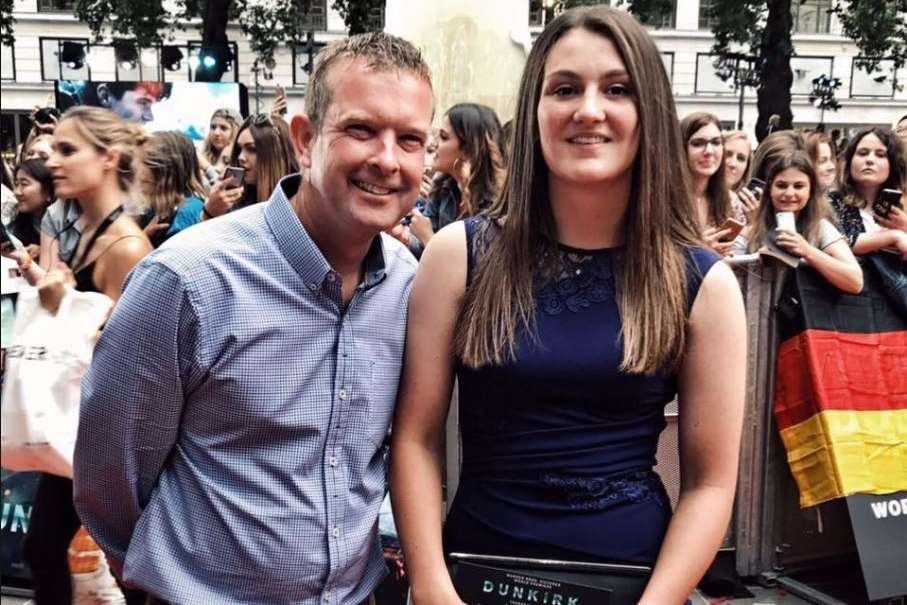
[{"x1": 264, "y1": 174, "x2": 388, "y2": 291}]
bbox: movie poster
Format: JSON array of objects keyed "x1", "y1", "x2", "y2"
[{"x1": 55, "y1": 80, "x2": 249, "y2": 143}]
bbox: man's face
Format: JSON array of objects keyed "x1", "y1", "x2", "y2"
[
  {"x1": 295, "y1": 57, "x2": 433, "y2": 239},
  {"x1": 109, "y1": 83, "x2": 160, "y2": 123}
]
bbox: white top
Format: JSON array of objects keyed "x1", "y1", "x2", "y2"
[{"x1": 731, "y1": 218, "x2": 845, "y2": 257}]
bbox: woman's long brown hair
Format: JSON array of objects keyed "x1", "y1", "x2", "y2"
[
  {"x1": 456, "y1": 5, "x2": 701, "y2": 375},
  {"x1": 681, "y1": 112, "x2": 732, "y2": 227}
]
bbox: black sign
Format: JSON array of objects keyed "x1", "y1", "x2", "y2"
[
  {"x1": 452, "y1": 562, "x2": 611, "y2": 605},
  {"x1": 846, "y1": 492, "x2": 907, "y2": 601}
]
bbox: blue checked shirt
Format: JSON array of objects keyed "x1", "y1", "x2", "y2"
[{"x1": 74, "y1": 175, "x2": 417, "y2": 605}]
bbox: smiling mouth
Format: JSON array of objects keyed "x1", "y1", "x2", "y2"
[
  {"x1": 567, "y1": 135, "x2": 611, "y2": 144},
  {"x1": 352, "y1": 180, "x2": 394, "y2": 195}
]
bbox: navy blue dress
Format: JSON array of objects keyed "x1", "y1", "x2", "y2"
[{"x1": 443, "y1": 216, "x2": 720, "y2": 565}]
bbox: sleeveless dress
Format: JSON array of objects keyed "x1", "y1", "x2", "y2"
[{"x1": 443, "y1": 216, "x2": 720, "y2": 565}]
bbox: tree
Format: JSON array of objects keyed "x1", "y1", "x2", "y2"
[
  {"x1": 626, "y1": 0, "x2": 907, "y2": 141},
  {"x1": 0, "y1": 0, "x2": 384, "y2": 81}
]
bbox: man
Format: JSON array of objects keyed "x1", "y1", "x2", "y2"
[
  {"x1": 74, "y1": 32, "x2": 433, "y2": 604},
  {"x1": 95, "y1": 81, "x2": 170, "y2": 122}
]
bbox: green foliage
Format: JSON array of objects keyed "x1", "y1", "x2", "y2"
[
  {"x1": 619, "y1": 0, "x2": 676, "y2": 26},
  {"x1": 1, "y1": 0, "x2": 14, "y2": 47},
  {"x1": 832, "y1": 0, "x2": 907, "y2": 74},
  {"x1": 333, "y1": 0, "x2": 385, "y2": 35}
]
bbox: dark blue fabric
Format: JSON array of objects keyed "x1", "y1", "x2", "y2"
[{"x1": 445, "y1": 216, "x2": 719, "y2": 565}]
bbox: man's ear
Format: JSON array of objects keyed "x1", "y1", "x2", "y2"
[
  {"x1": 290, "y1": 113, "x2": 316, "y2": 169},
  {"x1": 96, "y1": 83, "x2": 112, "y2": 108}
]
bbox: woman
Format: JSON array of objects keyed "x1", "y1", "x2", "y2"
[
  {"x1": 722, "y1": 130, "x2": 752, "y2": 192},
  {"x1": 732, "y1": 151, "x2": 862, "y2": 293},
  {"x1": 201, "y1": 113, "x2": 297, "y2": 219},
  {"x1": 138, "y1": 131, "x2": 207, "y2": 247},
  {"x1": 10, "y1": 158, "x2": 55, "y2": 257},
  {"x1": 408, "y1": 103, "x2": 505, "y2": 256},
  {"x1": 831, "y1": 127, "x2": 907, "y2": 259},
  {"x1": 681, "y1": 112, "x2": 735, "y2": 256},
  {"x1": 804, "y1": 130, "x2": 838, "y2": 193},
  {"x1": 15, "y1": 106, "x2": 152, "y2": 605},
  {"x1": 199, "y1": 107, "x2": 240, "y2": 182},
  {"x1": 390, "y1": 7, "x2": 746, "y2": 605}
]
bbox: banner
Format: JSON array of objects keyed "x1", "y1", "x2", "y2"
[{"x1": 773, "y1": 259, "x2": 907, "y2": 508}]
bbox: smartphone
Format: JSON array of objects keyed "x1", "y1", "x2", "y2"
[
  {"x1": 718, "y1": 217, "x2": 745, "y2": 242},
  {"x1": 223, "y1": 166, "x2": 245, "y2": 189},
  {"x1": 275, "y1": 84, "x2": 288, "y2": 115},
  {"x1": 746, "y1": 177, "x2": 766, "y2": 196},
  {"x1": 873, "y1": 188, "x2": 903, "y2": 219},
  {"x1": 0, "y1": 222, "x2": 23, "y2": 250},
  {"x1": 33, "y1": 107, "x2": 60, "y2": 125}
]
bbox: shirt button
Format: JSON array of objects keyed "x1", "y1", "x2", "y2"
[
  {"x1": 327, "y1": 273, "x2": 336, "y2": 282},
  {"x1": 329, "y1": 456, "x2": 338, "y2": 467},
  {"x1": 331, "y1": 527, "x2": 340, "y2": 538},
  {"x1": 338, "y1": 388, "x2": 347, "y2": 400}
]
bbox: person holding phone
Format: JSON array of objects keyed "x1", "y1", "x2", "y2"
[
  {"x1": 391, "y1": 7, "x2": 745, "y2": 605},
  {"x1": 200, "y1": 112, "x2": 298, "y2": 220},
  {"x1": 830, "y1": 127, "x2": 907, "y2": 260},
  {"x1": 732, "y1": 151, "x2": 862, "y2": 293},
  {"x1": 680, "y1": 112, "x2": 736, "y2": 256}
]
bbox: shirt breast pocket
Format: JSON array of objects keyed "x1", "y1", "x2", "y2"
[{"x1": 359, "y1": 360, "x2": 400, "y2": 448}]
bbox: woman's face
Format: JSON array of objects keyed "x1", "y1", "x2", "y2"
[
  {"x1": 46, "y1": 119, "x2": 113, "y2": 201},
  {"x1": 896, "y1": 117, "x2": 907, "y2": 143},
  {"x1": 25, "y1": 136, "x2": 53, "y2": 161},
  {"x1": 722, "y1": 137, "x2": 750, "y2": 188},
  {"x1": 537, "y1": 27, "x2": 639, "y2": 191},
  {"x1": 815, "y1": 142, "x2": 837, "y2": 190},
  {"x1": 209, "y1": 117, "x2": 234, "y2": 151},
  {"x1": 687, "y1": 123, "x2": 723, "y2": 180},
  {"x1": 13, "y1": 171, "x2": 48, "y2": 215},
  {"x1": 770, "y1": 167, "x2": 811, "y2": 216},
  {"x1": 432, "y1": 115, "x2": 462, "y2": 176},
  {"x1": 236, "y1": 128, "x2": 257, "y2": 185},
  {"x1": 216, "y1": 144, "x2": 233, "y2": 178},
  {"x1": 849, "y1": 133, "x2": 890, "y2": 192}
]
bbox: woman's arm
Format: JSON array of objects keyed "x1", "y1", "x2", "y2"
[
  {"x1": 390, "y1": 222, "x2": 468, "y2": 605},
  {"x1": 804, "y1": 238, "x2": 864, "y2": 293},
  {"x1": 853, "y1": 229, "x2": 907, "y2": 260},
  {"x1": 638, "y1": 261, "x2": 746, "y2": 605}
]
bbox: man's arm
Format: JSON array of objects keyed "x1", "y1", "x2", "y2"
[{"x1": 73, "y1": 259, "x2": 201, "y2": 575}]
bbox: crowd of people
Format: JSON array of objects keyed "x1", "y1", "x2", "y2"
[{"x1": 0, "y1": 4, "x2": 905, "y2": 605}]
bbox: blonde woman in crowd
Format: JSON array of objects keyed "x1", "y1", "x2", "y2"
[
  {"x1": 11, "y1": 106, "x2": 151, "y2": 605},
  {"x1": 391, "y1": 7, "x2": 745, "y2": 605}
]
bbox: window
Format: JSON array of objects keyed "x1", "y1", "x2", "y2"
[
  {"x1": 37, "y1": 0, "x2": 76, "y2": 11},
  {"x1": 850, "y1": 57, "x2": 896, "y2": 98},
  {"x1": 640, "y1": 0, "x2": 675, "y2": 29},
  {"x1": 1, "y1": 111, "x2": 34, "y2": 161},
  {"x1": 661, "y1": 52, "x2": 674, "y2": 83},
  {"x1": 699, "y1": 0, "x2": 718, "y2": 30},
  {"x1": 695, "y1": 53, "x2": 738, "y2": 94},
  {"x1": 529, "y1": 0, "x2": 606, "y2": 28},
  {"x1": 293, "y1": 40, "x2": 328, "y2": 86},
  {"x1": 299, "y1": 0, "x2": 328, "y2": 31},
  {"x1": 1, "y1": 44, "x2": 14, "y2": 81},
  {"x1": 789, "y1": 56, "x2": 834, "y2": 95},
  {"x1": 40, "y1": 37, "x2": 91, "y2": 82},
  {"x1": 791, "y1": 0, "x2": 832, "y2": 34}
]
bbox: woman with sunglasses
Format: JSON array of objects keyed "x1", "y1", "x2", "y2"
[{"x1": 201, "y1": 113, "x2": 298, "y2": 220}]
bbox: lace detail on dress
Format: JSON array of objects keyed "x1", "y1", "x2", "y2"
[
  {"x1": 541, "y1": 470, "x2": 664, "y2": 511},
  {"x1": 536, "y1": 249, "x2": 616, "y2": 315}
]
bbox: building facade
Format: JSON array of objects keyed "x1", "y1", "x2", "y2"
[{"x1": 1, "y1": 0, "x2": 904, "y2": 157}]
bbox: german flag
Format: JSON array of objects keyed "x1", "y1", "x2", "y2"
[{"x1": 774, "y1": 260, "x2": 907, "y2": 508}]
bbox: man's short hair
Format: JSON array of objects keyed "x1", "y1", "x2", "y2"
[{"x1": 304, "y1": 32, "x2": 432, "y2": 133}]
